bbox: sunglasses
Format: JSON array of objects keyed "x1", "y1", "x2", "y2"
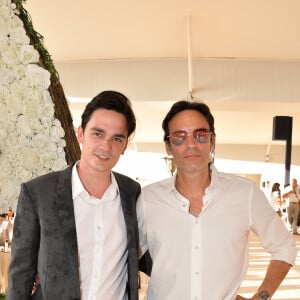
[{"x1": 167, "y1": 128, "x2": 212, "y2": 146}]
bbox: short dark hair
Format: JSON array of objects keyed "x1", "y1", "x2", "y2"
[
  {"x1": 162, "y1": 100, "x2": 215, "y2": 142},
  {"x1": 81, "y1": 90, "x2": 136, "y2": 137}
]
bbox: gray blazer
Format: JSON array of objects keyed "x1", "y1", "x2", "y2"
[{"x1": 7, "y1": 164, "x2": 141, "y2": 300}]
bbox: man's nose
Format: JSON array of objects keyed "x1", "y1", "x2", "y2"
[
  {"x1": 185, "y1": 134, "x2": 197, "y2": 146},
  {"x1": 99, "y1": 138, "x2": 113, "y2": 150}
]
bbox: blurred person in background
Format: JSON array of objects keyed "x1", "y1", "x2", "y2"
[
  {"x1": 269, "y1": 182, "x2": 284, "y2": 218},
  {"x1": 283, "y1": 178, "x2": 300, "y2": 235}
]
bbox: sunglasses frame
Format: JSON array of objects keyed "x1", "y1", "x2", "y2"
[{"x1": 167, "y1": 128, "x2": 212, "y2": 146}]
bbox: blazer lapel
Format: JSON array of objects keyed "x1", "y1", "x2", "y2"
[
  {"x1": 56, "y1": 164, "x2": 80, "y2": 284},
  {"x1": 113, "y1": 172, "x2": 139, "y2": 300},
  {"x1": 115, "y1": 174, "x2": 133, "y2": 224}
]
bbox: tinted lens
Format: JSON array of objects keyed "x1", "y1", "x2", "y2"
[
  {"x1": 193, "y1": 129, "x2": 211, "y2": 143},
  {"x1": 169, "y1": 129, "x2": 211, "y2": 146},
  {"x1": 169, "y1": 131, "x2": 188, "y2": 146}
]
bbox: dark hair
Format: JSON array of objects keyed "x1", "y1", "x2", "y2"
[
  {"x1": 271, "y1": 182, "x2": 281, "y2": 197},
  {"x1": 162, "y1": 100, "x2": 215, "y2": 142},
  {"x1": 271, "y1": 182, "x2": 280, "y2": 191},
  {"x1": 81, "y1": 90, "x2": 136, "y2": 137}
]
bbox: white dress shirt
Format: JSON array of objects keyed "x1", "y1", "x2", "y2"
[
  {"x1": 72, "y1": 164, "x2": 128, "y2": 300},
  {"x1": 137, "y1": 165, "x2": 297, "y2": 300}
]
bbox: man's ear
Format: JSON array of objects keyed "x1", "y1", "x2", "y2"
[
  {"x1": 165, "y1": 141, "x2": 172, "y2": 156},
  {"x1": 121, "y1": 139, "x2": 129, "y2": 155},
  {"x1": 210, "y1": 134, "x2": 216, "y2": 152},
  {"x1": 77, "y1": 125, "x2": 83, "y2": 143}
]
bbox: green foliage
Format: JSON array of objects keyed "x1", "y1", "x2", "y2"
[
  {"x1": 11, "y1": 0, "x2": 60, "y2": 83},
  {"x1": 0, "y1": 293, "x2": 6, "y2": 300}
]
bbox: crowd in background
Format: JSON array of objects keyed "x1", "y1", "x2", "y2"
[{"x1": 269, "y1": 179, "x2": 300, "y2": 234}]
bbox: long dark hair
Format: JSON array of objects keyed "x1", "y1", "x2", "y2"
[{"x1": 271, "y1": 182, "x2": 281, "y2": 198}]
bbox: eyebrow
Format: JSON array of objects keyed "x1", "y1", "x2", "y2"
[
  {"x1": 173, "y1": 128, "x2": 209, "y2": 132},
  {"x1": 90, "y1": 127, "x2": 127, "y2": 139}
]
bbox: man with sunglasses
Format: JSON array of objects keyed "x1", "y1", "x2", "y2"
[{"x1": 137, "y1": 100, "x2": 297, "y2": 300}]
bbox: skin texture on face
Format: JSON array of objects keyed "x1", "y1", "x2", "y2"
[
  {"x1": 77, "y1": 109, "x2": 128, "y2": 177},
  {"x1": 165, "y1": 109, "x2": 215, "y2": 177}
]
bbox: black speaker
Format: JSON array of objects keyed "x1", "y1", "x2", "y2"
[{"x1": 272, "y1": 116, "x2": 293, "y2": 140}]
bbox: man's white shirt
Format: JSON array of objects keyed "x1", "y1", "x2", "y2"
[
  {"x1": 72, "y1": 164, "x2": 128, "y2": 300},
  {"x1": 137, "y1": 165, "x2": 297, "y2": 300}
]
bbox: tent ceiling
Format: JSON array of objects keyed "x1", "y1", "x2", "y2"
[{"x1": 24, "y1": 0, "x2": 300, "y2": 154}]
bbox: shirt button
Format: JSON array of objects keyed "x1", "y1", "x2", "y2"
[
  {"x1": 195, "y1": 246, "x2": 199, "y2": 250},
  {"x1": 97, "y1": 225, "x2": 101, "y2": 230}
]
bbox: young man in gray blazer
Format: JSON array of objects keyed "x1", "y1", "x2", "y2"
[{"x1": 8, "y1": 91, "x2": 141, "y2": 300}]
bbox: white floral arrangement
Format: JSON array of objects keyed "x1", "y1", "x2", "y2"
[{"x1": 0, "y1": 0, "x2": 67, "y2": 211}]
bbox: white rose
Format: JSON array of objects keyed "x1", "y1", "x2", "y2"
[
  {"x1": 24, "y1": 98, "x2": 39, "y2": 117},
  {"x1": 17, "y1": 76, "x2": 32, "y2": 90},
  {"x1": 0, "y1": 68, "x2": 15, "y2": 85},
  {"x1": 23, "y1": 83, "x2": 42, "y2": 100},
  {"x1": 0, "y1": 36, "x2": 8, "y2": 50},
  {"x1": 25, "y1": 64, "x2": 51, "y2": 89},
  {"x1": 21, "y1": 147, "x2": 40, "y2": 170},
  {"x1": 58, "y1": 151, "x2": 67, "y2": 161},
  {"x1": 0, "y1": 152, "x2": 12, "y2": 166},
  {"x1": 1, "y1": 177, "x2": 21, "y2": 202},
  {"x1": 39, "y1": 102, "x2": 55, "y2": 118},
  {"x1": 32, "y1": 133, "x2": 49, "y2": 149},
  {"x1": 17, "y1": 115, "x2": 33, "y2": 136},
  {"x1": 6, "y1": 93, "x2": 25, "y2": 115},
  {"x1": 59, "y1": 139, "x2": 66, "y2": 148},
  {"x1": 20, "y1": 44, "x2": 39, "y2": 64},
  {"x1": 0, "y1": 111, "x2": 9, "y2": 125},
  {"x1": 0, "y1": 58, "x2": 6, "y2": 70},
  {"x1": 50, "y1": 124, "x2": 65, "y2": 138},
  {"x1": 0, "y1": 86, "x2": 10, "y2": 102},
  {"x1": 7, "y1": 111, "x2": 18, "y2": 123},
  {"x1": 39, "y1": 116, "x2": 53, "y2": 130},
  {"x1": 0, "y1": 2, "x2": 10, "y2": 19},
  {"x1": 41, "y1": 90, "x2": 53, "y2": 104},
  {"x1": 9, "y1": 80, "x2": 25, "y2": 98},
  {"x1": 10, "y1": 14, "x2": 23, "y2": 29},
  {"x1": 52, "y1": 119, "x2": 62, "y2": 127},
  {"x1": 0, "y1": 17, "x2": 10, "y2": 34},
  {"x1": 4, "y1": 131, "x2": 18, "y2": 148},
  {"x1": 1, "y1": 44, "x2": 20, "y2": 65},
  {"x1": 39, "y1": 152, "x2": 57, "y2": 169},
  {"x1": 10, "y1": 64, "x2": 26, "y2": 79},
  {"x1": 6, "y1": 145, "x2": 22, "y2": 165},
  {"x1": 9, "y1": 26, "x2": 30, "y2": 44},
  {"x1": 46, "y1": 141, "x2": 59, "y2": 152},
  {"x1": 29, "y1": 118, "x2": 45, "y2": 133},
  {"x1": 15, "y1": 167, "x2": 32, "y2": 182},
  {"x1": 0, "y1": 0, "x2": 11, "y2": 7},
  {"x1": 52, "y1": 158, "x2": 67, "y2": 171},
  {"x1": 34, "y1": 167, "x2": 49, "y2": 177},
  {"x1": 0, "y1": 0, "x2": 70, "y2": 210},
  {"x1": 0, "y1": 127, "x2": 7, "y2": 140},
  {"x1": 18, "y1": 134, "x2": 32, "y2": 147}
]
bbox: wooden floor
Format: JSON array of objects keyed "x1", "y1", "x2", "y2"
[{"x1": 139, "y1": 229, "x2": 300, "y2": 300}]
